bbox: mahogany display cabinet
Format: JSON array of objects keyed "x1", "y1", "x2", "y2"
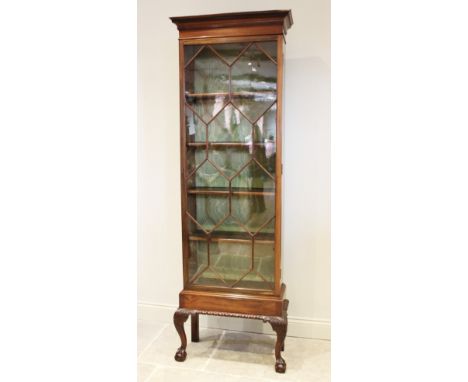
[{"x1": 170, "y1": 10, "x2": 293, "y2": 373}]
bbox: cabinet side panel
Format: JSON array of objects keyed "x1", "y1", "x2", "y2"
[{"x1": 274, "y1": 35, "x2": 284, "y2": 295}]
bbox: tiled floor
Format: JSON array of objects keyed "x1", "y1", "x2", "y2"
[{"x1": 138, "y1": 319, "x2": 330, "y2": 382}]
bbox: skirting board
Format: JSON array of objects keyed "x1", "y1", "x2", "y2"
[{"x1": 138, "y1": 302, "x2": 330, "y2": 340}]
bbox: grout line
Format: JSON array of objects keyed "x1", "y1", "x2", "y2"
[
  {"x1": 142, "y1": 364, "x2": 159, "y2": 382},
  {"x1": 138, "y1": 323, "x2": 169, "y2": 361},
  {"x1": 138, "y1": 361, "x2": 160, "y2": 367},
  {"x1": 200, "y1": 329, "x2": 226, "y2": 371},
  {"x1": 216, "y1": 326, "x2": 331, "y2": 342}
]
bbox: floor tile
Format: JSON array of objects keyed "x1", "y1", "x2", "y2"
[
  {"x1": 138, "y1": 320, "x2": 167, "y2": 356},
  {"x1": 138, "y1": 324, "x2": 222, "y2": 370},
  {"x1": 282, "y1": 336, "x2": 331, "y2": 382},
  {"x1": 206, "y1": 331, "x2": 277, "y2": 378},
  {"x1": 206, "y1": 331, "x2": 330, "y2": 382},
  {"x1": 137, "y1": 363, "x2": 158, "y2": 382},
  {"x1": 137, "y1": 321, "x2": 330, "y2": 381},
  {"x1": 146, "y1": 366, "x2": 277, "y2": 382}
]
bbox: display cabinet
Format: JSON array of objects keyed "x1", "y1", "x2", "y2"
[{"x1": 170, "y1": 10, "x2": 293, "y2": 373}]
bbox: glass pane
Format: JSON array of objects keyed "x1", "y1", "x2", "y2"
[
  {"x1": 192, "y1": 270, "x2": 227, "y2": 287},
  {"x1": 231, "y1": 160, "x2": 275, "y2": 191},
  {"x1": 184, "y1": 45, "x2": 203, "y2": 65},
  {"x1": 185, "y1": 94, "x2": 228, "y2": 124},
  {"x1": 188, "y1": 238, "x2": 208, "y2": 283},
  {"x1": 211, "y1": 43, "x2": 247, "y2": 65},
  {"x1": 231, "y1": 94, "x2": 276, "y2": 124},
  {"x1": 211, "y1": 216, "x2": 250, "y2": 236},
  {"x1": 186, "y1": 106, "x2": 206, "y2": 143},
  {"x1": 254, "y1": 144, "x2": 276, "y2": 180},
  {"x1": 185, "y1": 47, "x2": 229, "y2": 123},
  {"x1": 231, "y1": 44, "x2": 277, "y2": 122},
  {"x1": 187, "y1": 194, "x2": 229, "y2": 234},
  {"x1": 208, "y1": 146, "x2": 251, "y2": 180},
  {"x1": 186, "y1": 147, "x2": 206, "y2": 177},
  {"x1": 254, "y1": 102, "x2": 276, "y2": 143},
  {"x1": 256, "y1": 41, "x2": 277, "y2": 62},
  {"x1": 187, "y1": 159, "x2": 229, "y2": 189},
  {"x1": 234, "y1": 240, "x2": 275, "y2": 290},
  {"x1": 210, "y1": 240, "x2": 251, "y2": 286},
  {"x1": 233, "y1": 214, "x2": 275, "y2": 290},
  {"x1": 208, "y1": 104, "x2": 252, "y2": 143},
  {"x1": 254, "y1": 241, "x2": 274, "y2": 282},
  {"x1": 231, "y1": 194, "x2": 275, "y2": 234},
  {"x1": 255, "y1": 216, "x2": 275, "y2": 236}
]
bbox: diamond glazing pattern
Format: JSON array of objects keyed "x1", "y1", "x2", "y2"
[{"x1": 184, "y1": 42, "x2": 278, "y2": 289}]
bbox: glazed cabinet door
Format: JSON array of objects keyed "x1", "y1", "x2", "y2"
[{"x1": 182, "y1": 40, "x2": 279, "y2": 292}]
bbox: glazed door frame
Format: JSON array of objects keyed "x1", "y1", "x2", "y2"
[{"x1": 178, "y1": 34, "x2": 284, "y2": 297}]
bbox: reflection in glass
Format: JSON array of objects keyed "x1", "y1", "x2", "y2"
[
  {"x1": 211, "y1": 43, "x2": 247, "y2": 65},
  {"x1": 187, "y1": 160, "x2": 228, "y2": 189},
  {"x1": 231, "y1": 160, "x2": 275, "y2": 191},
  {"x1": 186, "y1": 106, "x2": 206, "y2": 143},
  {"x1": 189, "y1": 236, "x2": 274, "y2": 290},
  {"x1": 231, "y1": 44, "x2": 277, "y2": 122},
  {"x1": 255, "y1": 144, "x2": 276, "y2": 180},
  {"x1": 257, "y1": 41, "x2": 277, "y2": 62},
  {"x1": 187, "y1": 194, "x2": 229, "y2": 234},
  {"x1": 185, "y1": 47, "x2": 229, "y2": 94},
  {"x1": 192, "y1": 269, "x2": 227, "y2": 287},
  {"x1": 186, "y1": 147, "x2": 206, "y2": 176},
  {"x1": 254, "y1": 103, "x2": 276, "y2": 143},
  {"x1": 234, "y1": 240, "x2": 275, "y2": 290},
  {"x1": 237, "y1": 217, "x2": 276, "y2": 289},
  {"x1": 208, "y1": 147, "x2": 251, "y2": 180},
  {"x1": 210, "y1": 240, "x2": 251, "y2": 285},
  {"x1": 211, "y1": 215, "x2": 248, "y2": 236},
  {"x1": 254, "y1": 241, "x2": 275, "y2": 283},
  {"x1": 184, "y1": 45, "x2": 203, "y2": 65},
  {"x1": 208, "y1": 104, "x2": 252, "y2": 143},
  {"x1": 231, "y1": 194, "x2": 275, "y2": 234},
  {"x1": 185, "y1": 46, "x2": 229, "y2": 123},
  {"x1": 186, "y1": 94, "x2": 228, "y2": 125},
  {"x1": 188, "y1": 239, "x2": 208, "y2": 282}
]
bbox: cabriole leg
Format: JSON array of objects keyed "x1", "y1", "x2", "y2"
[
  {"x1": 173, "y1": 309, "x2": 189, "y2": 362},
  {"x1": 270, "y1": 318, "x2": 288, "y2": 373}
]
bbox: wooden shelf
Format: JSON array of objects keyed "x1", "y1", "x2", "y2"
[
  {"x1": 185, "y1": 91, "x2": 276, "y2": 99},
  {"x1": 188, "y1": 187, "x2": 275, "y2": 196},
  {"x1": 186, "y1": 92, "x2": 228, "y2": 98},
  {"x1": 187, "y1": 142, "x2": 274, "y2": 147},
  {"x1": 189, "y1": 230, "x2": 274, "y2": 244}
]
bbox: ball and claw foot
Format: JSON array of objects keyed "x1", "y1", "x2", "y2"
[
  {"x1": 174, "y1": 347, "x2": 187, "y2": 362},
  {"x1": 275, "y1": 358, "x2": 286, "y2": 373}
]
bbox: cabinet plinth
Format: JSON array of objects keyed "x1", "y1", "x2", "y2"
[{"x1": 170, "y1": 10, "x2": 293, "y2": 373}]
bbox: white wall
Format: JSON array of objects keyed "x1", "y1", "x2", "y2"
[{"x1": 138, "y1": 0, "x2": 330, "y2": 339}]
